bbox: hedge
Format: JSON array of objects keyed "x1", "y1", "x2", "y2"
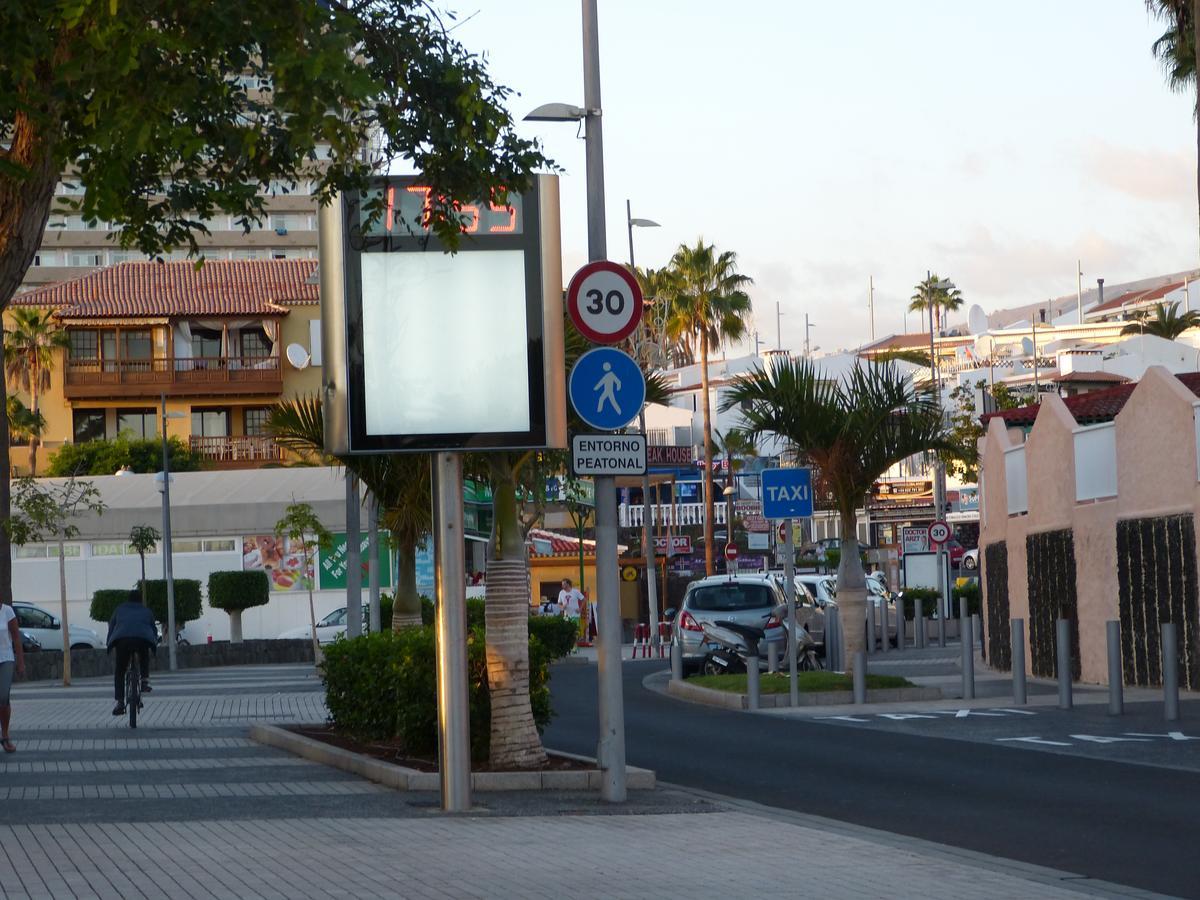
[
  {"x1": 138, "y1": 578, "x2": 203, "y2": 625},
  {"x1": 527, "y1": 616, "x2": 579, "y2": 661},
  {"x1": 900, "y1": 587, "x2": 940, "y2": 620},
  {"x1": 898, "y1": 584, "x2": 981, "y2": 619},
  {"x1": 321, "y1": 625, "x2": 552, "y2": 763},
  {"x1": 208, "y1": 570, "x2": 270, "y2": 612},
  {"x1": 48, "y1": 435, "x2": 203, "y2": 477},
  {"x1": 420, "y1": 596, "x2": 485, "y2": 629},
  {"x1": 90, "y1": 589, "x2": 131, "y2": 623}
]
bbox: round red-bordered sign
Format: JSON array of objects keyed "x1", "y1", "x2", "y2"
[
  {"x1": 724, "y1": 543, "x2": 739, "y2": 562},
  {"x1": 566, "y1": 260, "x2": 644, "y2": 344},
  {"x1": 929, "y1": 521, "x2": 951, "y2": 545}
]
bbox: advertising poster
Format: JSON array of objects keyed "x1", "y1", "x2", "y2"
[
  {"x1": 318, "y1": 532, "x2": 394, "y2": 591},
  {"x1": 242, "y1": 535, "x2": 314, "y2": 592}
]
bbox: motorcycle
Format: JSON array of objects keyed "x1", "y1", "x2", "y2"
[
  {"x1": 155, "y1": 624, "x2": 190, "y2": 647},
  {"x1": 699, "y1": 610, "x2": 822, "y2": 676}
]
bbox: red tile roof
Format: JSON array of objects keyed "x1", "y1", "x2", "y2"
[
  {"x1": 983, "y1": 372, "x2": 1200, "y2": 427},
  {"x1": 1089, "y1": 281, "x2": 1183, "y2": 315},
  {"x1": 528, "y1": 528, "x2": 597, "y2": 558},
  {"x1": 12, "y1": 260, "x2": 318, "y2": 318},
  {"x1": 1050, "y1": 371, "x2": 1129, "y2": 384}
]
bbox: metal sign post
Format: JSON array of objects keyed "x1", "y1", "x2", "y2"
[
  {"x1": 783, "y1": 517, "x2": 798, "y2": 706},
  {"x1": 761, "y1": 468, "x2": 813, "y2": 707}
]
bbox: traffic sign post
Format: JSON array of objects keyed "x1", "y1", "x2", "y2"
[
  {"x1": 566, "y1": 260, "x2": 644, "y2": 344},
  {"x1": 570, "y1": 433, "x2": 646, "y2": 477},
  {"x1": 724, "y1": 542, "x2": 738, "y2": 574},
  {"x1": 762, "y1": 468, "x2": 814, "y2": 520},
  {"x1": 569, "y1": 347, "x2": 646, "y2": 431},
  {"x1": 929, "y1": 520, "x2": 951, "y2": 545}
]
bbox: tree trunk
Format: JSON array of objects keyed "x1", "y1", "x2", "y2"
[
  {"x1": 229, "y1": 609, "x2": 243, "y2": 644},
  {"x1": 700, "y1": 329, "x2": 715, "y2": 576},
  {"x1": 486, "y1": 457, "x2": 546, "y2": 770},
  {"x1": 29, "y1": 369, "x2": 39, "y2": 477},
  {"x1": 59, "y1": 535, "x2": 71, "y2": 686},
  {"x1": 835, "y1": 507, "x2": 867, "y2": 675},
  {"x1": 391, "y1": 540, "x2": 423, "y2": 630}
]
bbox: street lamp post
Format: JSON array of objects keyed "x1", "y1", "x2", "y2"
[
  {"x1": 157, "y1": 394, "x2": 187, "y2": 670},
  {"x1": 723, "y1": 482, "x2": 735, "y2": 573},
  {"x1": 925, "y1": 275, "x2": 955, "y2": 636}
]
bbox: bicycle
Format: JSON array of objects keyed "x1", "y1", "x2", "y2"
[{"x1": 125, "y1": 654, "x2": 143, "y2": 729}]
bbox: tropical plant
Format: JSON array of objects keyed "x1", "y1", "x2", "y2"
[
  {"x1": 208, "y1": 570, "x2": 270, "y2": 643},
  {"x1": 4, "y1": 307, "x2": 68, "y2": 475},
  {"x1": 6, "y1": 474, "x2": 105, "y2": 685},
  {"x1": 632, "y1": 266, "x2": 687, "y2": 368},
  {"x1": 1145, "y1": 1, "x2": 1200, "y2": 258},
  {"x1": 663, "y1": 239, "x2": 754, "y2": 575},
  {"x1": 714, "y1": 428, "x2": 757, "y2": 557},
  {"x1": 942, "y1": 381, "x2": 1019, "y2": 482},
  {"x1": 908, "y1": 274, "x2": 964, "y2": 338},
  {"x1": 722, "y1": 358, "x2": 954, "y2": 672},
  {"x1": 275, "y1": 501, "x2": 333, "y2": 665},
  {"x1": 6, "y1": 396, "x2": 44, "y2": 446},
  {"x1": 1119, "y1": 300, "x2": 1200, "y2": 338},
  {"x1": 0, "y1": 2, "x2": 548, "y2": 612},
  {"x1": 47, "y1": 435, "x2": 202, "y2": 477},
  {"x1": 128, "y1": 525, "x2": 161, "y2": 602}
]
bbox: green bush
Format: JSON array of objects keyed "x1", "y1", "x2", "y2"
[
  {"x1": 90, "y1": 589, "x2": 130, "y2": 623},
  {"x1": 900, "y1": 587, "x2": 940, "y2": 620},
  {"x1": 138, "y1": 578, "x2": 203, "y2": 625},
  {"x1": 48, "y1": 435, "x2": 203, "y2": 477},
  {"x1": 420, "y1": 595, "x2": 484, "y2": 629},
  {"x1": 952, "y1": 581, "x2": 981, "y2": 617},
  {"x1": 379, "y1": 593, "x2": 394, "y2": 631},
  {"x1": 207, "y1": 570, "x2": 269, "y2": 612},
  {"x1": 321, "y1": 625, "x2": 552, "y2": 763},
  {"x1": 527, "y1": 616, "x2": 578, "y2": 660}
]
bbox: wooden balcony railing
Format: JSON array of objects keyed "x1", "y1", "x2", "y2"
[
  {"x1": 64, "y1": 355, "x2": 283, "y2": 398},
  {"x1": 189, "y1": 435, "x2": 283, "y2": 466}
]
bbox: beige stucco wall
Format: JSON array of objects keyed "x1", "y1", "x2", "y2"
[{"x1": 980, "y1": 366, "x2": 1200, "y2": 686}]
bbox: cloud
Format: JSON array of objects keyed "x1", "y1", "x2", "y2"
[{"x1": 1083, "y1": 142, "x2": 1193, "y2": 205}]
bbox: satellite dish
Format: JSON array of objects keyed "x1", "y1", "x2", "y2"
[
  {"x1": 966, "y1": 304, "x2": 988, "y2": 335},
  {"x1": 285, "y1": 343, "x2": 311, "y2": 370},
  {"x1": 1020, "y1": 337, "x2": 1034, "y2": 356},
  {"x1": 974, "y1": 335, "x2": 995, "y2": 358}
]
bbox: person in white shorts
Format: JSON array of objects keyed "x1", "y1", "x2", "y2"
[
  {"x1": 557, "y1": 578, "x2": 584, "y2": 635},
  {"x1": 0, "y1": 601, "x2": 26, "y2": 753}
]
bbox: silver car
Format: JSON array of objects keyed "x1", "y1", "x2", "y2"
[
  {"x1": 671, "y1": 574, "x2": 786, "y2": 676},
  {"x1": 797, "y1": 574, "x2": 898, "y2": 645},
  {"x1": 14, "y1": 602, "x2": 104, "y2": 650}
]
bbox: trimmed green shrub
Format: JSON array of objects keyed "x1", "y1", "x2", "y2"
[
  {"x1": 90, "y1": 589, "x2": 130, "y2": 623},
  {"x1": 952, "y1": 581, "x2": 981, "y2": 617},
  {"x1": 527, "y1": 615, "x2": 578, "y2": 661},
  {"x1": 380, "y1": 593, "x2": 394, "y2": 631},
  {"x1": 48, "y1": 435, "x2": 203, "y2": 477},
  {"x1": 420, "y1": 595, "x2": 485, "y2": 629},
  {"x1": 207, "y1": 570, "x2": 269, "y2": 612},
  {"x1": 321, "y1": 625, "x2": 552, "y2": 763},
  {"x1": 138, "y1": 578, "x2": 203, "y2": 625},
  {"x1": 900, "y1": 587, "x2": 940, "y2": 620}
]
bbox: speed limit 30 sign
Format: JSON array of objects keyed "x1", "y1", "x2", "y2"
[
  {"x1": 929, "y1": 521, "x2": 951, "y2": 545},
  {"x1": 566, "y1": 260, "x2": 643, "y2": 344}
]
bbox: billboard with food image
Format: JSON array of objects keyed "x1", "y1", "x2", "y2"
[{"x1": 242, "y1": 534, "x2": 315, "y2": 592}]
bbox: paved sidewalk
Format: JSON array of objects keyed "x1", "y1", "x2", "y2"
[{"x1": 0, "y1": 664, "x2": 1170, "y2": 899}]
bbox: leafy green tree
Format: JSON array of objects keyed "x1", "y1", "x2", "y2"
[
  {"x1": 48, "y1": 435, "x2": 202, "y2": 476},
  {"x1": 4, "y1": 307, "x2": 68, "y2": 475},
  {"x1": 1119, "y1": 300, "x2": 1200, "y2": 338},
  {"x1": 208, "y1": 570, "x2": 270, "y2": 643},
  {"x1": 128, "y1": 525, "x2": 161, "y2": 602},
  {"x1": 6, "y1": 396, "x2": 44, "y2": 447},
  {"x1": 6, "y1": 474, "x2": 105, "y2": 685},
  {"x1": 663, "y1": 239, "x2": 754, "y2": 575},
  {"x1": 0, "y1": 0, "x2": 547, "y2": 607},
  {"x1": 941, "y1": 382, "x2": 1019, "y2": 482},
  {"x1": 275, "y1": 501, "x2": 333, "y2": 665},
  {"x1": 909, "y1": 273, "x2": 964, "y2": 337},
  {"x1": 723, "y1": 358, "x2": 953, "y2": 672}
]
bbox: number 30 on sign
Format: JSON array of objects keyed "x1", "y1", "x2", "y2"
[{"x1": 566, "y1": 260, "x2": 644, "y2": 344}]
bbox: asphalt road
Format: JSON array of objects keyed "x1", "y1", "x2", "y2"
[{"x1": 544, "y1": 659, "x2": 1200, "y2": 899}]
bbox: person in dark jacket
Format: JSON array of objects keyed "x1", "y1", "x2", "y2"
[{"x1": 107, "y1": 588, "x2": 158, "y2": 716}]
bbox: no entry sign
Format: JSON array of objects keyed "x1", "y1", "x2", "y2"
[
  {"x1": 724, "y1": 543, "x2": 738, "y2": 562},
  {"x1": 566, "y1": 260, "x2": 643, "y2": 344}
]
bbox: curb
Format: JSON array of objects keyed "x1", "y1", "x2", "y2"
[
  {"x1": 249, "y1": 723, "x2": 656, "y2": 791},
  {"x1": 664, "y1": 677, "x2": 943, "y2": 710}
]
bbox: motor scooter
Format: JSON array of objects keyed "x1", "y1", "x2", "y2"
[{"x1": 698, "y1": 619, "x2": 770, "y2": 676}]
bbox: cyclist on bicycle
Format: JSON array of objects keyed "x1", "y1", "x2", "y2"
[{"x1": 107, "y1": 588, "x2": 157, "y2": 716}]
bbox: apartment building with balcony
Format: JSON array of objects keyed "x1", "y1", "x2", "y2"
[{"x1": 5, "y1": 259, "x2": 323, "y2": 473}]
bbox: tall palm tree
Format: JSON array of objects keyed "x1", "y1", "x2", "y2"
[
  {"x1": 722, "y1": 357, "x2": 953, "y2": 671},
  {"x1": 714, "y1": 428, "x2": 757, "y2": 560},
  {"x1": 632, "y1": 266, "x2": 688, "y2": 367},
  {"x1": 908, "y1": 274, "x2": 964, "y2": 337},
  {"x1": 664, "y1": 239, "x2": 754, "y2": 576},
  {"x1": 1120, "y1": 300, "x2": 1200, "y2": 338},
  {"x1": 1146, "y1": 1, "x2": 1200, "y2": 259},
  {"x1": 4, "y1": 307, "x2": 67, "y2": 476}
]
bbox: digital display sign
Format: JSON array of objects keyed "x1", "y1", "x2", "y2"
[{"x1": 320, "y1": 175, "x2": 566, "y2": 454}]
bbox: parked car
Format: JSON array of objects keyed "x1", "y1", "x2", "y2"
[
  {"x1": 13, "y1": 602, "x2": 104, "y2": 650},
  {"x1": 961, "y1": 548, "x2": 979, "y2": 570},
  {"x1": 766, "y1": 575, "x2": 827, "y2": 648},
  {"x1": 671, "y1": 574, "x2": 787, "y2": 676},
  {"x1": 277, "y1": 606, "x2": 370, "y2": 645},
  {"x1": 20, "y1": 630, "x2": 41, "y2": 653},
  {"x1": 945, "y1": 539, "x2": 967, "y2": 568},
  {"x1": 797, "y1": 573, "x2": 897, "y2": 644}
]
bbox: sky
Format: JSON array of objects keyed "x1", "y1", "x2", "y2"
[{"x1": 442, "y1": 1, "x2": 1197, "y2": 356}]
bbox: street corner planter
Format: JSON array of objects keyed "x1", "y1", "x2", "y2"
[
  {"x1": 665, "y1": 677, "x2": 942, "y2": 709},
  {"x1": 21, "y1": 639, "x2": 315, "y2": 682},
  {"x1": 248, "y1": 724, "x2": 656, "y2": 792}
]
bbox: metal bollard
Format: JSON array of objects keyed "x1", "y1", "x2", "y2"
[
  {"x1": 960, "y1": 598, "x2": 975, "y2": 700},
  {"x1": 746, "y1": 654, "x2": 760, "y2": 711},
  {"x1": 866, "y1": 602, "x2": 875, "y2": 655},
  {"x1": 670, "y1": 639, "x2": 682, "y2": 682},
  {"x1": 880, "y1": 601, "x2": 889, "y2": 654},
  {"x1": 1056, "y1": 618, "x2": 1072, "y2": 710},
  {"x1": 853, "y1": 650, "x2": 866, "y2": 704},
  {"x1": 916, "y1": 604, "x2": 926, "y2": 650},
  {"x1": 937, "y1": 604, "x2": 946, "y2": 648},
  {"x1": 1163, "y1": 622, "x2": 1180, "y2": 722},
  {"x1": 1011, "y1": 618, "x2": 1027, "y2": 705},
  {"x1": 972, "y1": 613, "x2": 982, "y2": 652},
  {"x1": 767, "y1": 642, "x2": 778, "y2": 674},
  {"x1": 896, "y1": 598, "x2": 906, "y2": 652},
  {"x1": 1107, "y1": 620, "x2": 1123, "y2": 716}
]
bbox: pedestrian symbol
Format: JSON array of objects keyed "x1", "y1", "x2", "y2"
[{"x1": 569, "y1": 347, "x2": 645, "y2": 431}]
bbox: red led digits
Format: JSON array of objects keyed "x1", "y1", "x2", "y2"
[
  {"x1": 488, "y1": 201, "x2": 516, "y2": 233},
  {"x1": 385, "y1": 185, "x2": 395, "y2": 232},
  {"x1": 459, "y1": 203, "x2": 480, "y2": 233},
  {"x1": 405, "y1": 185, "x2": 433, "y2": 229}
]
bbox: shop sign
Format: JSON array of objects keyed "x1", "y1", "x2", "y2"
[
  {"x1": 735, "y1": 500, "x2": 769, "y2": 533},
  {"x1": 318, "y1": 532, "x2": 394, "y2": 591},
  {"x1": 647, "y1": 444, "x2": 695, "y2": 466},
  {"x1": 902, "y1": 526, "x2": 930, "y2": 554}
]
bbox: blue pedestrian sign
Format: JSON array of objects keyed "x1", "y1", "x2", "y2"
[
  {"x1": 761, "y1": 467, "x2": 814, "y2": 519},
  {"x1": 569, "y1": 347, "x2": 645, "y2": 431}
]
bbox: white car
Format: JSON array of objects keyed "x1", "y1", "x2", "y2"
[
  {"x1": 13, "y1": 602, "x2": 104, "y2": 650},
  {"x1": 277, "y1": 607, "x2": 369, "y2": 645},
  {"x1": 962, "y1": 548, "x2": 979, "y2": 570}
]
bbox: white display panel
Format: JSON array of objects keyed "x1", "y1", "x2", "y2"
[{"x1": 359, "y1": 251, "x2": 531, "y2": 437}]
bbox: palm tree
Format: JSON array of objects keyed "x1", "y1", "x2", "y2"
[
  {"x1": 722, "y1": 357, "x2": 953, "y2": 671},
  {"x1": 632, "y1": 266, "x2": 688, "y2": 367},
  {"x1": 4, "y1": 307, "x2": 67, "y2": 476},
  {"x1": 6, "y1": 396, "x2": 44, "y2": 448},
  {"x1": 1146, "y1": 1, "x2": 1200, "y2": 258},
  {"x1": 714, "y1": 428, "x2": 757, "y2": 560},
  {"x1": 908, "y1": 274, "x2": 964, "y2": 337},
  {"x1": 664, "y1": 239, "x2": 754, "y2": 576},
  {"x1": 1120, "y1": 300, "x2": 1200, "y2": 338}
]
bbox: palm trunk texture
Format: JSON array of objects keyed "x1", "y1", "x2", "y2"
[
  {"x1": 391, "y1": 542, "x2": 423, "y2": 630},
  {"x1": 700, "y1": 331, "x2": 715, "y2": 576},
  {"x1": 836, "y1": 508, "x2": 867, "y2": 674},
  {"x1": 486, "y1": 460, "x2": 546, "y2": 769}
]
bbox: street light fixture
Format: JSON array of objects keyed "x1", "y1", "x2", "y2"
[
  {"x1": 924, "y1": 274, "x2": 956, "y2": 643},
  {"x1": 158, "y1": 394, "x2": 187, "y2": 671},
  {"x1": 722, "y1": 482, "x2": 735, "y2": 572}
]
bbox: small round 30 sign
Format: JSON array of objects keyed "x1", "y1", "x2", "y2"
[
  {"x1": 929, "y1": 521, "x2": 951, "y2": 545},
  {"x1": 566, "y1": 260, "x2": 643, "y2": 344}
]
